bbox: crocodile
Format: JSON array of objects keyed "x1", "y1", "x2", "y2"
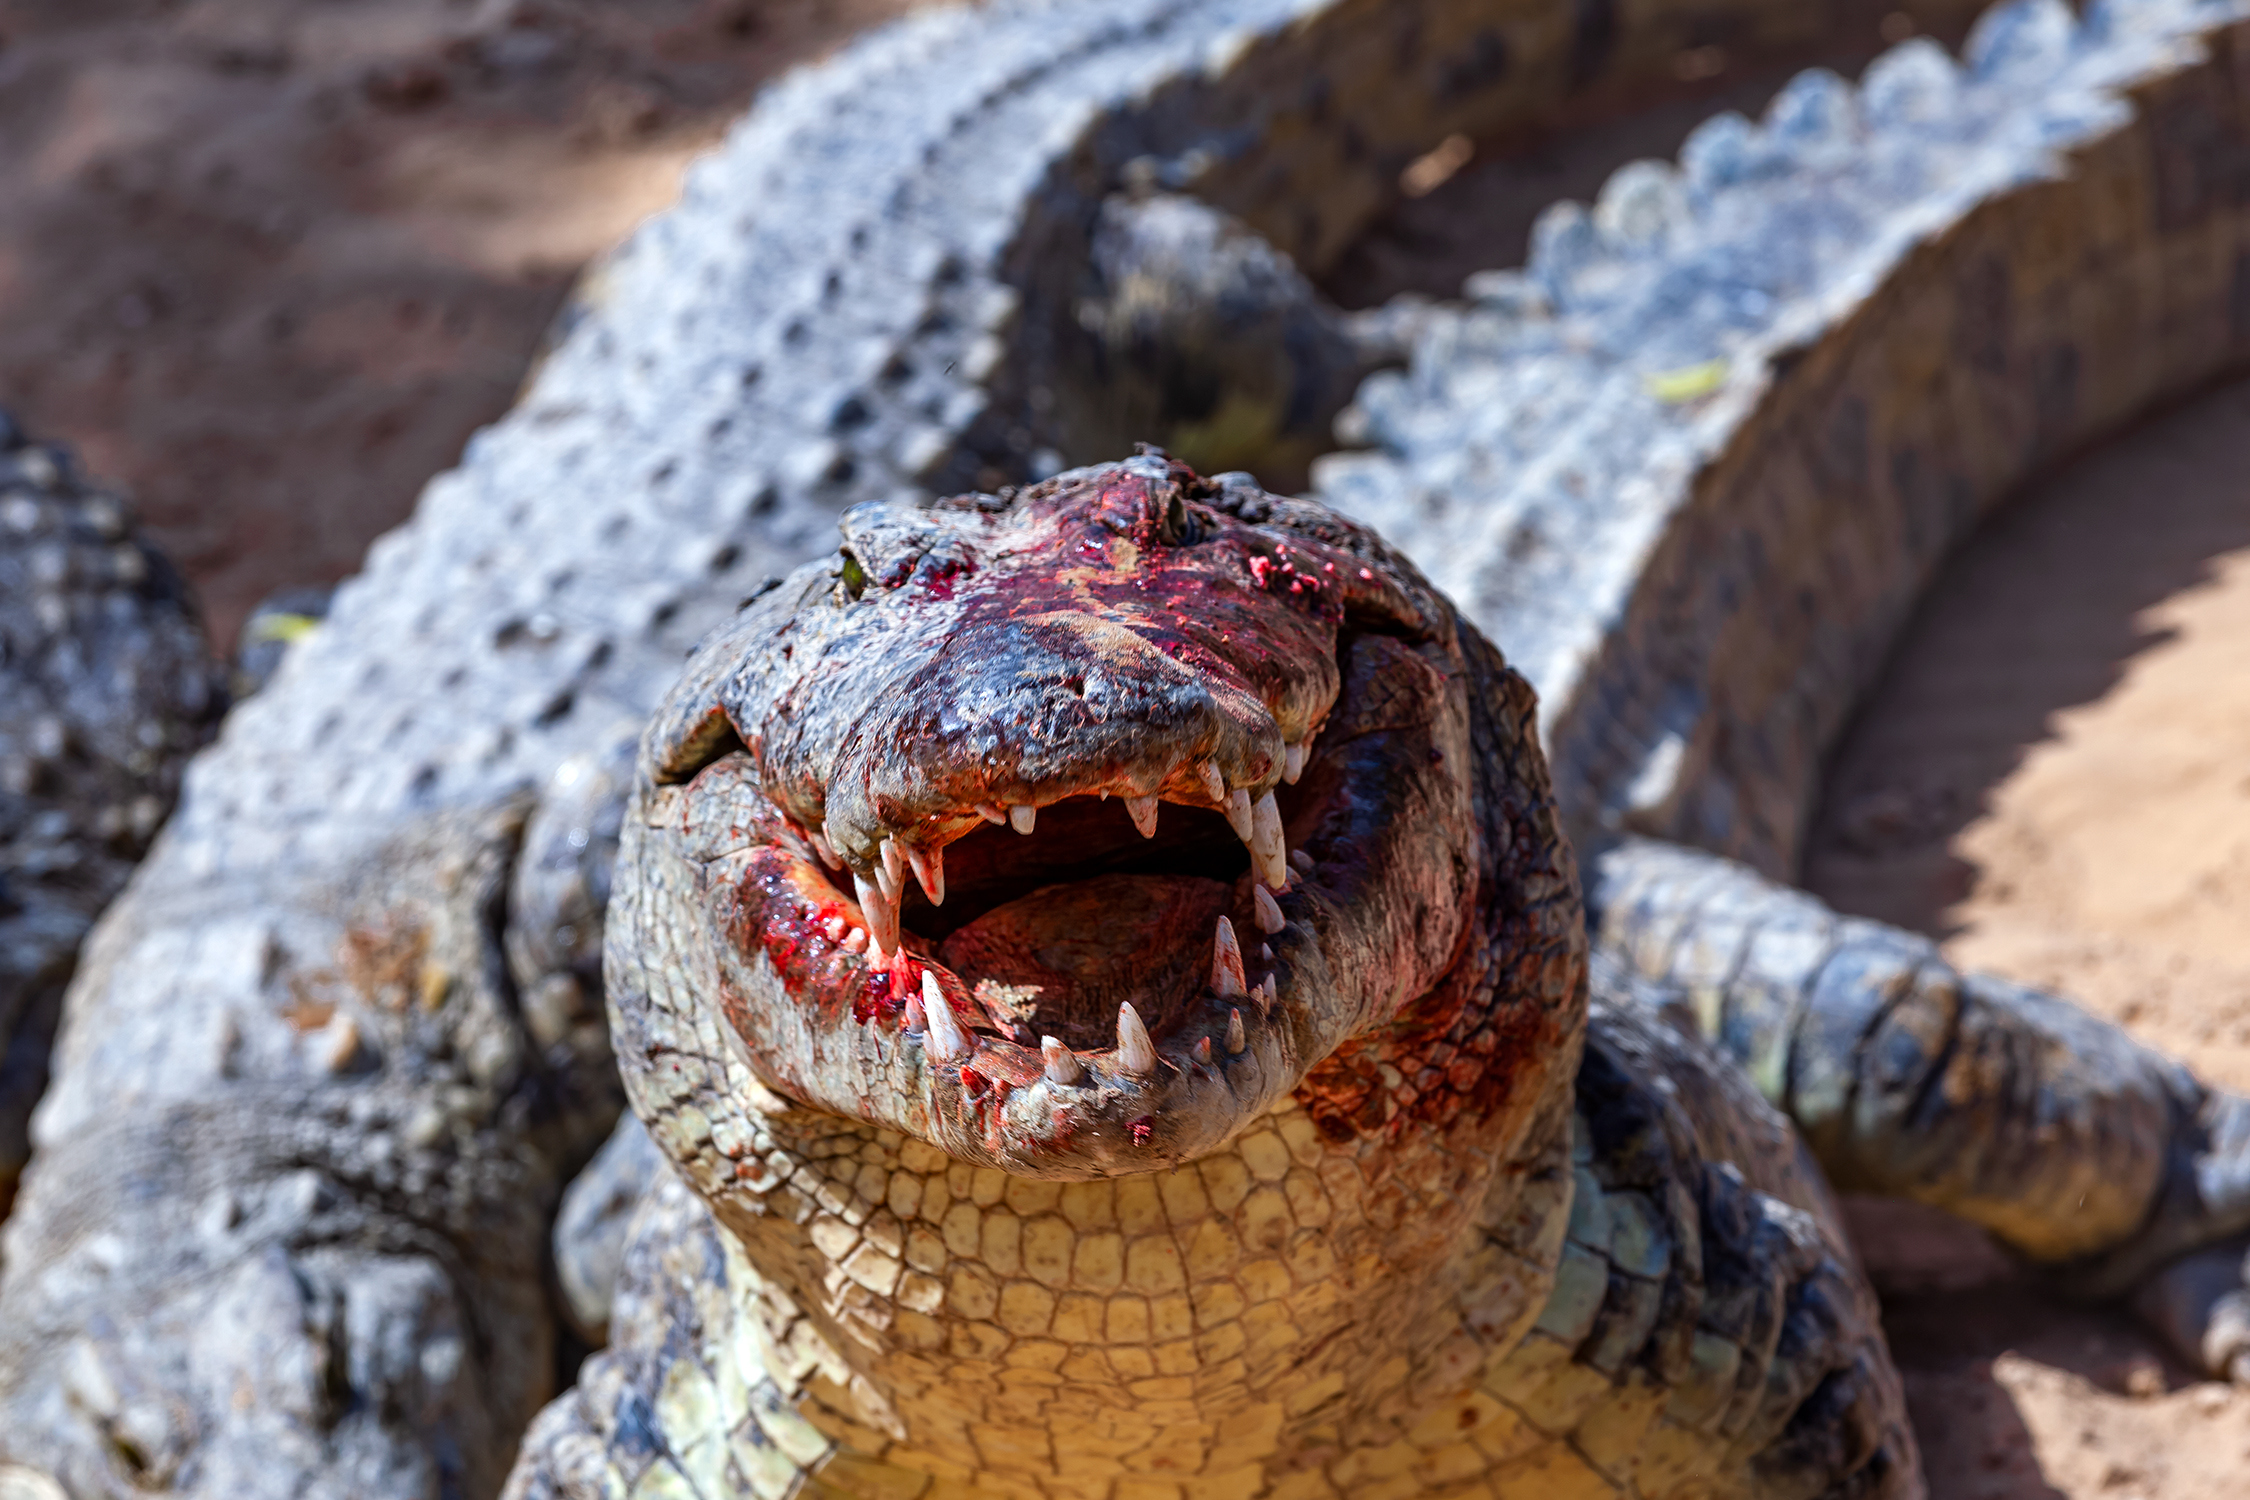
[{"x1": 6, "y1": 0, "x2": 2250, "y2": 1495}]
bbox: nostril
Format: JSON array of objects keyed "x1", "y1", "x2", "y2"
[{"x1": 1066, "y1": 677, "x2": 1086, "y2": 697}]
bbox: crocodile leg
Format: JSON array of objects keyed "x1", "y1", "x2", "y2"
[{"x1": 1587, "y1": 836, "x2": 2250, "y2": 1373}]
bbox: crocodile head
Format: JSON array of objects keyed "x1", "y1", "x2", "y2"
[{"x1": 633, "y1": 454, "x2": 1549, "y2": 1176}]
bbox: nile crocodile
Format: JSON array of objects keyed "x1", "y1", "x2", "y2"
[{"x1": 7, "y1": 0, "x2": 2250, "y2": 1496}]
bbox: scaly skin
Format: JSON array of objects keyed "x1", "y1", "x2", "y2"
[{"x1": 505, "y1": 458, "x2": 1917, "y2": 1499}]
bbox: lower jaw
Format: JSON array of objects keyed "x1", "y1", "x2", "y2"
[{"x1": 704, "y1": 840, "x2": 1314, "y2": 1176}]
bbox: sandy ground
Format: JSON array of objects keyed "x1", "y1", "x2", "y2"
[
  {"x1": 0, "y1": 0, "x2": 921, "y2": 649},
  {"x1": 1806, "y1": 377, "x2": 2250, "y2": 1500},
  {"x1": 6, "y1": 1, "x2": 2250, "y2": 1494}
]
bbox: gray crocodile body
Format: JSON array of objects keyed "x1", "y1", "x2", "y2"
[
  {"x1": 5, "y1": 0, "x2": 2250, "y2": 1496},
  {"x1": 0, "y1": 413, "x2": 221, "y2": 1221}
]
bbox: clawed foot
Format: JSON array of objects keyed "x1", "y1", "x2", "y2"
[{"x1": 2133, "y1": 1238, "x2": 2250, "y2": 1385}]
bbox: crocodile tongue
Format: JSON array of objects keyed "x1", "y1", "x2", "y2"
[{"x1": 937, "y1": 874, "x2": 1232, "y2": 1051}]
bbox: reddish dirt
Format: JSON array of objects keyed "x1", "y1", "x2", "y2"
[
  {"x1": 0, "y1": 0, "x2": 924, "y2": 651},
  {"x1": 1809, "y1": 376, "x2": 2250, "y2": 1500}
]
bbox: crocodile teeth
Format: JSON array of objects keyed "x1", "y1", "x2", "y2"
[
  {"x1": 843, "y1": 928, "x2": 867, "y2": 953},
  {"x1": 880, "y1": 836, "x2": 905, "y2": 886},
  {"x1": 1289, "y1": 848, "x2": 1315, "y2": 876},
  {"x1": 976, "y1": 802, "x2": 1007, "y2": 825},
  {"x1": 1041, "y1": 1036, "x2": 1084, "y2": 1084},
  {"x1": 1198, "y1": 760, "x2": 1228, "y2": 804},
  {"x1": 873, "y1": 856, "x2": 902, "y2": 903},
  {"x1": 904, "y1": 986, "x2": 926, "y2": 1031},
  {"x1": 1192, "y1": 1036, "x2": 1213, "y2": 1066},
  {"x1": 922, "y1": 969, "x2": 972, "y2": 1063},
  {"x1": 809, "y1": 830, "x2": 843, "y2": 870},
  {"x1": 822, "y1": 916, "x2": 848, "y2": 942},
  {"x1": 1010, "y1": 803, "x2": 1037, "y2": 835},
  {"x1": 1116, "y1": 1002, "x2": 1157, "y2": 1076},
  {"x1": 1252, "y1": 885, "x2": 1284, "y2": 934},
  {"x1": 1226, "y1": 1008, "x2": 1246, "y2": 1055},
  {"x1": 1282, "y1": 742, "x2": 1306, "y2": 785},
  {"x1": 1258, "y1": 973, "x2": 1277, "y2": 1014},
  {"x1": 1125, "y1": 795, "x2": 1159, "y2": 838},
  {"x1": 908, "y1": 844, "x2": 944, "y2": 906},
  {"x1": 854, "y1": 872, "x2": 901, "y2": 958},
  {"x1": 1211, "y1": 916, "x2": 1246, "y2": 998},
  {"x1": 1249, "y1": 791, "x2": 1286, "y2": 889},
  {"x1": 1224, "y1": 787, "x2": 1254, "y2": 842}
]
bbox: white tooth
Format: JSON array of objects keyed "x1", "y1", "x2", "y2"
[
  {"x1": 1042, "y1": 1036, "x2": 1084, "y2": 1085},
  {"x1": 844, "y1": 929, "x2": 868, "y2": 953},
  {"x1": 809, "y1": 830, "x2": 843, "y2": 869},
  {"x1": 1289, "y1": 848, "x2": 1315, "y2": 876},
  {"x1": 904, "y1": 987, "x2": 927, "y2": 1031},
  {"x1": 881, "y1": 837, "x2": 905, "y2": 887},
  {"x1": 1226, "y1": 1008, "x2": 1246, "y2": 1054},
  {"x1": 1260, "y1": 944, "x2": 1274, "y2": 963},
  {"x1": 1224, "y1": 787, "x2": 1254, "y2": 842},
  {"x1": 854, "y1": 872, "x2": 900, "y2": 956},
  {"x1": 1282, "y1": 742, "x2": 1307, "y2": 784},
  {"x1": 823, "y1": 916, "x2": 847, "y2": 942},
  {"x1": 909, "y1": 844, "x2": 945, "y2": 906},
  {"x1": 977, "y1": 802, "x2": 1007, "y2": 825},
  {"x1": 1250, "y1": 791, "x2": 1286, "y2": 889},
  {"x1": 1116, "y1": 1002, "x2": 1157, "y2": 1076},
  {"x1": 1198, "y1": 760, "x2": 1228, "y2": 804},
  {"x1": 1259, "y1": 973, "x2": 1277, "y2": 1013},
  {"x1": 922, "y1": 969, "x2": 972, "y2": 1062},
  {"x1": 1252, "y1": 885, "x2": 1284, "y2": 934},
  {"x1": 1193, "y1": 1036, "x2": 1213, "y2": 1066},
  {"x1": 1125, "y1": 795, "x2": 1159, "y2": 839},
  {"x1": 1211, "y1": 916, "x2": 1246, "y2": 998},
  {"x1": 874, "y1": 858, "x2": 901, "y2": 903},
  {"x1": 1010, "y1": 803, "x2": 1037, "y2": 835}
]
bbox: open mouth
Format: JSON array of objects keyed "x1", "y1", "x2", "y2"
[
  {"x1": 651, "y1": 458, "x2": 1480, "y2": 1174},
  {"x1": 797, "y1": 740, "x2": 1311, "y2": 1070}
]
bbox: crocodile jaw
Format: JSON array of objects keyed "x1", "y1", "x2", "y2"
[{"x1": 646, "y1": 458, "x2": 1485, "y2": 1176}]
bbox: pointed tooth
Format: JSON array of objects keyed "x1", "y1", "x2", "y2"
[
  {"x1": 1125, "y1": 795, "x2": 1159, "y2": 839},
  {"x1": 1282, "y1": 742, "x2": 1307, "y2": 785},
  {"x1": 1250, "y1": 791, "x2": 1286, "y2": 889},
  {"x1": 1259, "y1": 972, "x2": 1277, "y2": 1013},
  {"x1": 1252, "y1": 885, "x2": 1284, "y2": 935},
  {"x1": 874, "y1": 858, "x2": 902, "y2": 902},
  {"x1": 1289, "y1": 848, "x2": 1315, "y2": 876},
  {"x1": 1198, "y1": 760, "x2": 1227, "y2": 804},
  {"x1": 909, "y1": 844, "x2": 945, "y2": 906},
  {"x1": 1116, "y1": 1002, "x2": 1157, "y2": 1076},
  {"x1": 977, "y1": 802, "x2": 1007, "y2": 825},
  {"x1": 880, "y1": 837, "x2": 905, "y2": 887},
  {"x1": 1260, "y1": 944, "x2": 1274, "y2": 963},
  {"x1": 844, "y1": 928, "x2": 868, "y2": 953},
  {"x1": 854, "y1": 872, "x2": 901, "y2": 957},
  {"x1": 1193, "y1": 1036, "x2": 1213, "y2": 1066},
  {"x1": 1226, "y1": 1008, "x2": 1247, "y2": 1055},
  {"x1": 1224, "y1": 787, "x2": 1254, "y2": 842},
  {"x1": 1041, "y1": 1036, "x2": 1084, "y2": 1085},
  {"x1": 823, "y1": 916, "x2": 848, "y2": 942},
  {"x1": 904, "y1": 987, "x2": 927, "y2": 1031},
  {"x1": 1010, "y1": 803, "x2": 1037, "y2": 835},
  {"x1": 1210, "y1": 916, "x2": 1246, "y2": 998},
  {"x1": 809, "y1": 830, "x2": 843, "y2": 870},
  {"x1": 922, "y1": 969, "x2": 972, "y2": 1062}
]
